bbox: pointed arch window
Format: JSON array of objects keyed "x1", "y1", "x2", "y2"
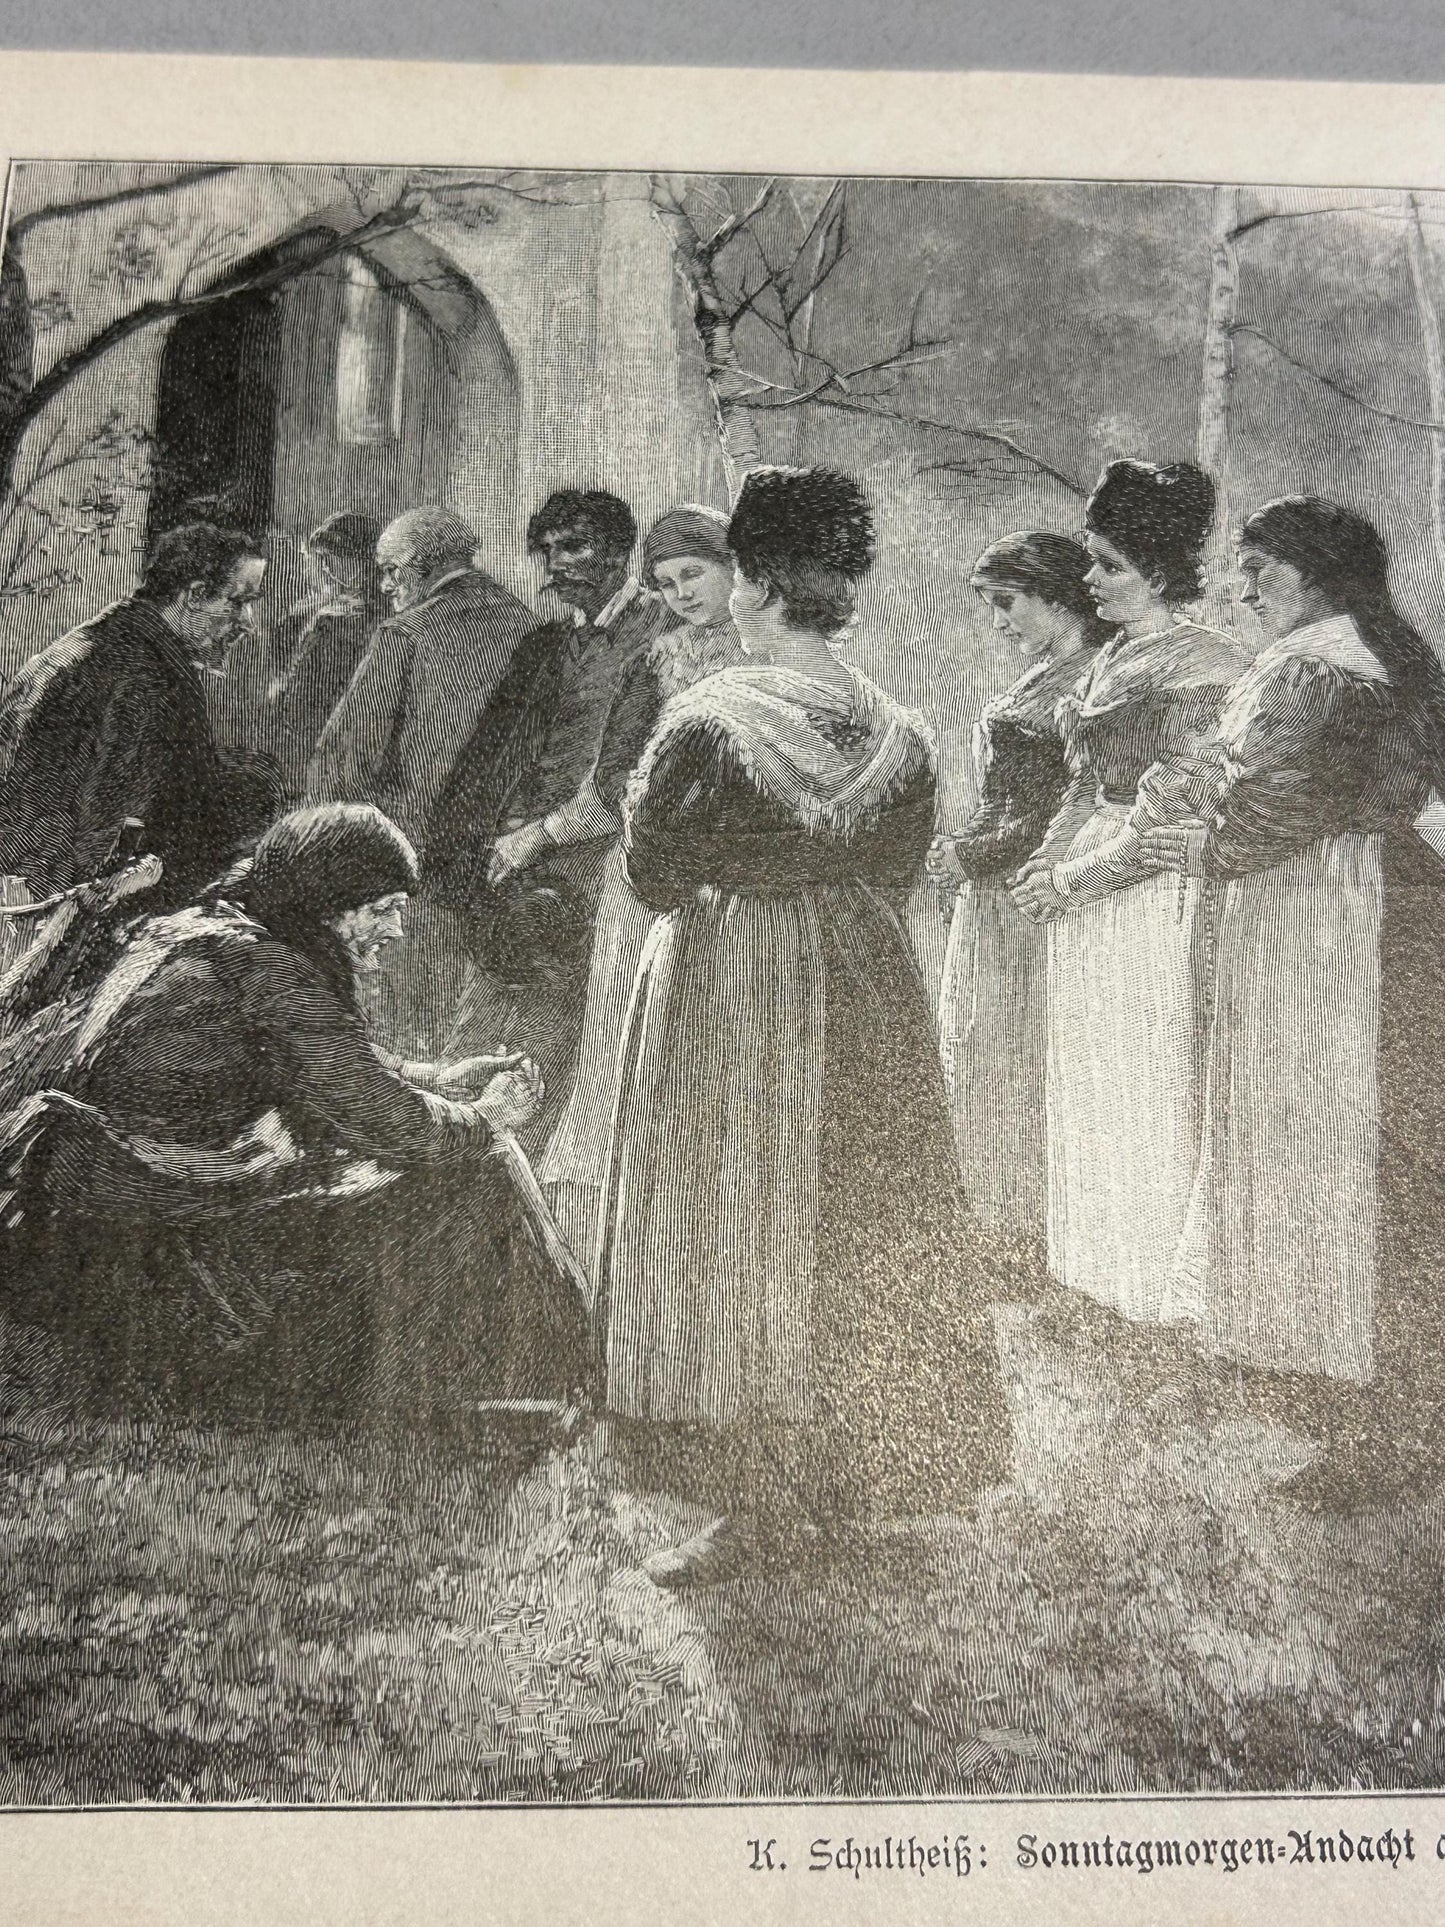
[{"x1": 336, "y1": 252, "x2": 408, "y2": 445}]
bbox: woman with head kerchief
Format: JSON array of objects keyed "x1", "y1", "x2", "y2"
[
  {"x1": 0, "y1": 803, "x2": 590, "y2": 1422},
  {"x1": 1137, "y1": 497, "x2": 1445, "y2": 1500},
  {"x1": 537, "y1": 506, "x2": 743, "y2": 1266},
  {"x1": 1010, "y1": 459, "x2": 1250, "y2": 1330},
  {"x1": 598, "y1": 466, "x2": 1012, "y2": 1588},
  {"x1": 926, "y1": 532, "x2": 1111, "y2": 1252}
]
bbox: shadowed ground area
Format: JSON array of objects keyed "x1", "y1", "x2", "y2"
[{"x1": 2, "y1": 1303, "x2": 1444, "y2": 1804}]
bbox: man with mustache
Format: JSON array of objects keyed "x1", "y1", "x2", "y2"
[
  {"x1": 427, "y1": 487, "x2": 668, "y2": 1144},
  {"x1": 0, "y1": 520, "x2": 278, "y2": 911}
]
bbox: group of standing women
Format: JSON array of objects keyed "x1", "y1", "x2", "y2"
[
  {"x1": 554, "y1": 449, "x2": 1445, "y2": 1586},
  {"x1": 933, "y1": 458, "x2": 1445, "y2": 1508}
]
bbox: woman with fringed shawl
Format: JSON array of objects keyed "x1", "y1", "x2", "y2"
[
  {"x1": 0, "y1": 804, "x2": 591, "y2": 1424},
  {"x1": 597, "y1": 467, "x2": 1012, "y2": 1588}
]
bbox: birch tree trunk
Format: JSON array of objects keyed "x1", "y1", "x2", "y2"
[
  {"x1": 648, "y1": 174, "x2": 762, "y2": 492},
  {"x1": 1404, "y1": 191, "x2": 1445, "y2": 604},
  {"x1": 1196, "y1": 184, "x2": 1240, "y2": 629}
]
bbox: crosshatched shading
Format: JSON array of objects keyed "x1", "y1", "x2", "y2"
[{"x1": 2, "y1": 161, "x2": 1445, "y2": 1805}]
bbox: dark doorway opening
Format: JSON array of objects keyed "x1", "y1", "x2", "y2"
[{"x1": 150, "y1": 285, "x2": 281, "y2": 538}]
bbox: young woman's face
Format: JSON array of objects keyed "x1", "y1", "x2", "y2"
[
  {"x1": 1083, "y1": 531, "x2": 1160, "y2": 628},
  {"x1": 331, "y1": 892, "x2": 408, "y2": 973},
  {"x1": 652, "y1": 554, "x2": 734, "y2": 628},
  {"x1": 1237, "y1": 544, "x2": 1323, "y2": 642},
  {"x1": 974, "y1": 583, "x2": 1065, "y2": 659}
]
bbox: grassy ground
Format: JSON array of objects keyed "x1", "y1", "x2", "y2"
[{"x1": 2, "y1": 1300, "x2": 1444, "y2": 1805}]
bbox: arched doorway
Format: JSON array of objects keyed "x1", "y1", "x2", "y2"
[
  {"x1": 149, "y1": 221, "x2": 502, "y2": 609},
  {"x1": 150, "y1": 220, "x2": 516, "y2": 755},
  {"x1": 149, "y1": 284, "x2": 281, "y2": 536}
]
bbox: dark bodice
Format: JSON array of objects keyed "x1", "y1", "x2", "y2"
[
  {"x1": 624, "y1": 707, "x2": 936, "y2": 913},
  {"x1": 1064, "y1": 684, "x2": 1237, "y2": 803},
  {"x1": 1198, "y1": 646, "x2": 1434, "y2": 878},
  {"x1": 952, "y1": 653, "x2": 1097, "y2": 879},
  {"x1": 74, "y1": 911, "x2": 486, "y2": 1165}
]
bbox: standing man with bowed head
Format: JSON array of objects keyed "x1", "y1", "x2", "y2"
[
  {"x1": 427, "y1": 487, "x2": 669, "y2": 1138},
  {"x1": 0, "y1": 520, "x2": 278, "y2": 911},
  {"x1": 309, "y1": 505, "x2": 535, "y2": 1053}
]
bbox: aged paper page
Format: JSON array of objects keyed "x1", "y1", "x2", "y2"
[{"x1": 2, "y1": 50, "x2": 1445, "y2": 1927}]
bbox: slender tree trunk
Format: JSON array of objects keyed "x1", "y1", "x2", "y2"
[
  {"x1": 649, "y1": 175, "x2": 762, "y2": 492},
  {"x1": 1196, "y1": 184, "x2": 1240, "y2": 629},
  {"x1": 1404, "y1": 191, "x2": 1445, "y2": 604}
]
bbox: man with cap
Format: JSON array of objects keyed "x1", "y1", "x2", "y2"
[{"x1": 310, "y1": 505, "x2": 535, "y2": 1052}]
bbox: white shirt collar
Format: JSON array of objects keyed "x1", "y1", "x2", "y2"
[
  {"x1": 426, "y1": 566, "x2": 474, "y2": 599},
  {"x1": 577, "y1": 576, "x2": 641, "y2": 632}
]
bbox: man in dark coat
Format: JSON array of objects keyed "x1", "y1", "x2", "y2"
[
  {"x1": 427, "y1": 488, "x2": 668, "y2": 1136},
  {"x1": 309, "y1": 506, "x2": 536, "y2": 1054},
  {"x1": 0, "y1": 521, "x2": 278, "y2": 911}
]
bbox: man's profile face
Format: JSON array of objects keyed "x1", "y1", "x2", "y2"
[
  {"x1": 376, "y1": 534, "x2": 426, "y2": 613},
  {"x1": 182, "y1": 555, "x2": 267, "y2": 665},
  {"x1": 535, "y1": 524, "x2": 620, "y2": 610}
]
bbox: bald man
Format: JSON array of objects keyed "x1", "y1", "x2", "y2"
[
  {"x1": 309, "y1": 506, "x2": 534, "y2": 1052},
  {"x1": 310, "y1": 507, "x2": 533, "y2": 850}
]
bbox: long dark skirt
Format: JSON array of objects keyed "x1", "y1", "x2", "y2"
[{"x1": 2, "y1": 1108, "x2": 592, "y2": 1430}]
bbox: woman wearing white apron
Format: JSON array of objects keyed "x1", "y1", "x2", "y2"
[
  {"x1": 1011, "y1": 460, "x2": 1251, "y2": 1327},
  {"x1": 927, "y1": 533, "x2": 1109, "y2": 1248},
  {"x1": 537, "y1": 508, "x2": 741, "y2": 1267},
  {"x1": 1139, "y1": 497, "x2": 1445, "y2": 1502}
]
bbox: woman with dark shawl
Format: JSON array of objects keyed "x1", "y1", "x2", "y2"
[
  {"x1": 597, "y1": 466, "x2": 1012, "y2": 1587},
  {"x1": 1138, "y1": 497, "x2": 1445, "y2": 1500},
  {"x1": 263, "y1": 511, "x2": 386, "y2": 801},
  {"x1": 0, "y1": 803, "x2": 591, "y2": 1422},
  {"x1": 927, "y1": 532, "x2": 1111, "y2": 1249}
]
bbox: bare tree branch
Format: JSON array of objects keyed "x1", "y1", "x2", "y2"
[
  {"x1": 7, "y1": 165, "x2": 243, "y2": 245},
  {"x1": 699, "y1": 178, "x2": 777, "y2": 265},
  {"x1": 1229, "y1": 201, "x2": 1429, "y2": 243},
  {"x1": 0, "y1": 200, "x2": 420, "y2": 479},
  {"x1": 821, "y1": 394, "x2": 1087, "y2": 495},
  {"x1": 1233, "y1": 320, "x2": 1445, "y2": 431}
]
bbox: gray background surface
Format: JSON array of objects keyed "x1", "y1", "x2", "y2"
[{"x1": 0, "y1": 0, "x2": 1439, "y2": 81}]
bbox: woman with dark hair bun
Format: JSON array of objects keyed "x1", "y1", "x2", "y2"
[
  {"x1": 926, "y1": 532, "x2": 1111, "y2": 1248},
  {"x1": 597, "y1": 465, "x2": 1011, "y2": 1586},
  {"x1": 0, "y1": 803, "x2": 590, "y2": 1421},
  {"x1": 1011, "y1": 459, "x2": 1251, "y2": 1327},
  {"x1": 1138, "y1": 496, "x2": 1445, "y2": 1498}
]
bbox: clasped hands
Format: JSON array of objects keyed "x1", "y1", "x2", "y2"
[
  {"x1": 434, "y1": 1050, "x2": 545, "y2": 1131},
  {"x1": 1005, "y1": 825, "x2": 1197, "y2": 925}
]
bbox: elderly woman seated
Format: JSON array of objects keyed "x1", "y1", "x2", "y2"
[{"x1": 0, "y1": 803, "x2": 592, "y2": 1423}]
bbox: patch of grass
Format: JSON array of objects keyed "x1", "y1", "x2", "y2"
[{"x1": 2, "y1": 1306, "x2": 1443, "y2": 1802}]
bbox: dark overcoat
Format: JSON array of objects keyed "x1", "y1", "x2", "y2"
[{"x1": 0, "y1": 597, "x2": 268, "y2": 906}]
